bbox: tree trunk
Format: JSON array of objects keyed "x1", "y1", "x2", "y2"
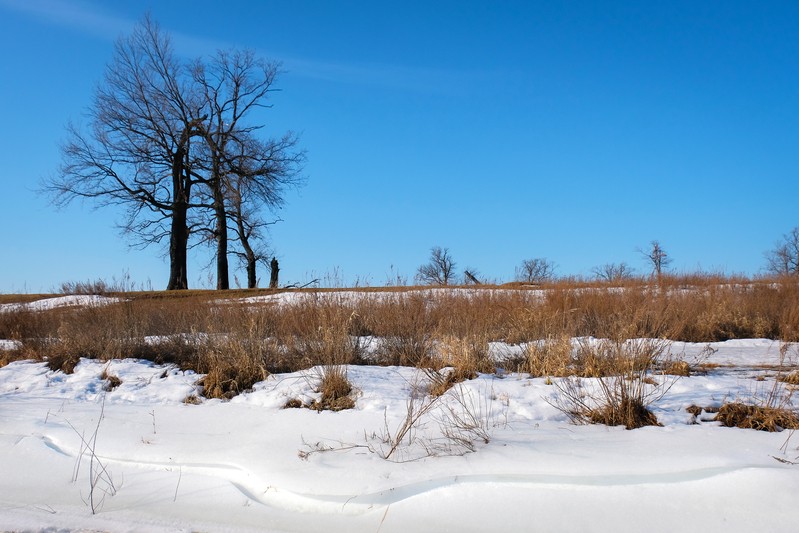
[
  {"x1": 236, "y1": 213, "x2": 258, "y2": 289},
  {"x1": 213, "y1": 181, "x2": 229, "y2": 290},
  {"x1": 167, "y1": 146, "x2": 189, "y2": 290},
  {"x1": 246, "y1": 253, "x2": 257, "y2": 289}
]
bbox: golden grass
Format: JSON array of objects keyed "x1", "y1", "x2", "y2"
[
  {"x1": 2, "y1": 274, "x2": 799, "y2": 400},
  {"x1": 778, "y1": 371, "x2": 799, "y2": 385},
  {"x1": 715, "y1": 403, "x2": 799, "y2": 431},
  {"x1": 310, "y1": 365, "x2": 355, "y2": 411}
]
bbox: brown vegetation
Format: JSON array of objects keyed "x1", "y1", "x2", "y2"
[
  {"x1": 715, "y1": 403, "x2": 799, "y2": 432},
  {"x1": 547, "y1": 338, "x2": 672, "y2": 429},
  {"x1": 1, "y1": 275, "x2": 799, "y2": 404}
]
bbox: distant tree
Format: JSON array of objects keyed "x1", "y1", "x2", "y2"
[
  {"x1": 516, "y1": 258, "x2": 556, "y2": 283},
  {"x1": 416, "y1": 246, "x2": 457, "y2": 285},
  {"x1": 765, "y1": 227, "x2": 799, "y2": 276},
  {"x1": 640, "y1": 241, "x2": 671, "y2": 277},
  {"x1": 592, "y1": 262, "x2": 635, "y2": 282}
]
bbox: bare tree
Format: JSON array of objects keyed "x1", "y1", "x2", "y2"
[
  {"x1": 191, "y1": 50, "x2": 303, "y2": 290},
  {"x1": 46, "y1": 16, "x2": 303, "y2": 291},
  {"x1": 516, "y1": 258, "x2": 555, "y2": 283},
  {"x1": 226, "y1": 173, "x2": 283, "y2": 288},
  {"x1": 416, "y1": 247, "x2": 457, "y2": 285},
  {"x1": 47, "y1": 15, "x2": 205, "y2": 290},
  {"x1": 765, "y1": 227, "x2": 799, "y2": 276},
  {"x1": 592, "y1": 262, "x2": 635, "y2": 282},
  {"x1": 640, "y1": 241, "x2": 671, "y2": 277}
]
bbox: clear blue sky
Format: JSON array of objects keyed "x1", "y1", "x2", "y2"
[{"x1": 1, "y1": 0, "x2": 797, "y2": 292}]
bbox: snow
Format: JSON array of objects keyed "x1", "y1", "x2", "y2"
[
  {"x1": 235, "y1": 287, "x2": 546, "y2": 306},
  {"x1": 1, "y1": 341, "x2": 798, "y2": 532},
  {"x1": 0, "y1": 295, "x2": 123, "y2": 313},
  {"x1": 0, "y1": 339, "x2": 22, "y2": 351}
]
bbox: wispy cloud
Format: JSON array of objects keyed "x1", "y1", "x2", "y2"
[
  {"x1": 0, "y1": 0, "x2": 493, "y2": 94},
  {"x1": 0, "y1": 0, "x2": 133, "y2": 40},
  {"x1": 284, "y1": 56, "x2": 494, "y2": 95}
]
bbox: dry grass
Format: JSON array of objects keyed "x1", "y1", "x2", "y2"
[
  {"x1": 715, "y1": 403, "x2": 799, "y2": 431},
  {"x1": 663, "y1": 360, "x2": 692, "y2": 376},
  {"x1": 715, "y1": 345, "x2": 799, "y2": 432},
  {"x1": 778, "y1": 371, "x2": 799, "y2": 385},
  {"x1": 310, "y1": 365, "x2": 355, "y2": 411},
  {"x1": 428, "y1": 367, "x2": 479, "y2": 397},
  {"x1": 549, "y1": 338, "x2": 673, "y2": 429},
  {"x1": 2, "y1": 274, "x2": 799, "y2": 401},
  {"x1": 100, "y1": 366, "x2": 122, "y2": 392},
  {"x1": 588, "y1": 395, "x2": 661, "y2": 428},
  {"x1": 521, "y1": 336, "x2": 574, "y2": 377}
]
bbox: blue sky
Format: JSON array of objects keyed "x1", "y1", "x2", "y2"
[{"x1": 1, "y1": 0, "x2": 797, "y2": 292}]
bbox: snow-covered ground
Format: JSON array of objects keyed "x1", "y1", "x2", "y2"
[
  {"x1": 0, "y1": 295, "x2": 123, "y2": 313},
  {"x1": 1, "y1": 340, "x2": 798, "y2": 532}
]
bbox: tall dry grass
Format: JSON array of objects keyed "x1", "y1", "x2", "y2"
[{"x1": 1, "y1": 275, "x2": 798, "y2": 399}]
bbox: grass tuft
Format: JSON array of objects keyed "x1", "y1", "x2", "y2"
[
  {"x1": 778, "y1": 371, "x2": 799, "y2": 385},
  {"x1": 428, "y1": 367, "x2": 478, "y2": 397},
  {"x1": 309, "y1": 365, "x2": 355, "y2": 411},
  {"x1": 715, "y1": 402, "x2": 799, "y2": 432},
  {"x1": 100, "y1": 366, "x2": 122, "y2": 391},
  {"x1": 588, "y1": 396, "x2": 661, "y2": 429}
]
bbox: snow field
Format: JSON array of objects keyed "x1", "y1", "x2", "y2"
[{"x1": 1, "y1": 339, "x2": 798, "y2": 532}]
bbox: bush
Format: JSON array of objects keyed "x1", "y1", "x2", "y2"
[{"x1": 549, "y1": 339, "x2": 673, "y2": 429}]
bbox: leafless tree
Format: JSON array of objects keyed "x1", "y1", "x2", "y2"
[
  {"x1": 765, "y1": 227, "x2": 799, "y2": 276},
  {"x1": 45, "y1": 16, "x2": 303, "y2": 291},
  {"x1": 516, "y1": 258, "x2": 556, "y2": 283},
  {"x1": 592, "y1": 262, "x2": 635, "y2": 282},
  {"x1": 416, "y1": 246, "x2": 457, "y2": 285},
  {"x1": 191, "y1": 50, "x2": 303, "y2": 290},
  {"x1": 640, "y1": 241, "x2": 671, "y2": 277},
  {"x1": 47, "y1": 16, "x2": 205, "y2": 290},
  {"x1": 226, "y1": 173, "x2": 283, "y2": 288}
]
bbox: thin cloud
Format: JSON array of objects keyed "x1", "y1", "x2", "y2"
[
  {"x1": 0, "y1": 0, "x2": 492, "y2": 94},
  {"x1": 284, "y1": 56, "x2": 487, "y2": 93},
  {"x1": 0, "y1": 0, "x2": 133, "y2": 40}
]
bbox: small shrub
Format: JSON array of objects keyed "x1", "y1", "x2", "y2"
[
  {"x1": 663, "y1": 360, "x2": 691, "y2": 376},
  {"x1": 549, "y1": 339, "x2": 674, "y2": 429},
  {"x1": 46, "y1": 352, "x2": 81, "y2": 374},
  {"x1": 101, "y1": 366, "x2": 122, "y2": 391},
  {"x1": 778, "y1": 371, "x2": 799, "y2": 385},
  {"x1": 183, "y1": 394, "x2": 202, "y2": 405},
  {"x1": 715, "y1": 402, "x2": 799, "y2": 432},
  {"x1": 283, "y1": 398, "x2": 303, "y2": 409},
  {"x1": 309, "y1": 365, "x2": 355, "y2": 411},
  {"x1": 428, "y1": 366, "x2": 478, "y2": 397}
]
